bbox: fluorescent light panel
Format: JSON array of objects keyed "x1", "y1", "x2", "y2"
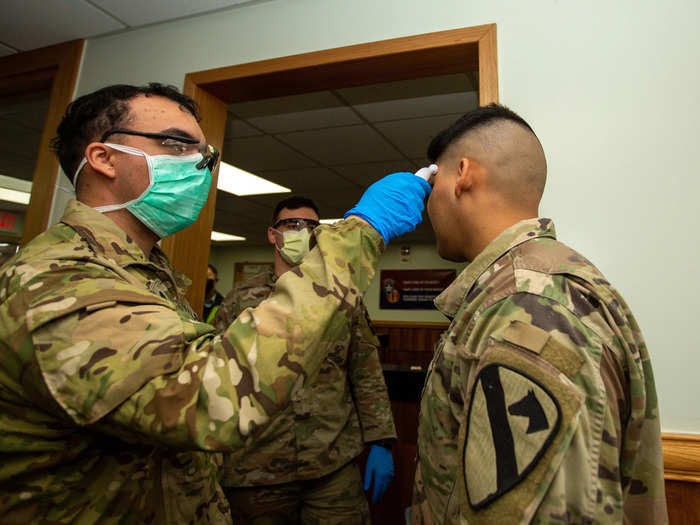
[
  {"x1": 0, "y1": 174, "x2": 32, "y2": 205},
  {"x1": 217, "y1": 162, "x2": 290, "y2": 196},
  {"x1": 0, "y1": 187, "x2": 30, "y2": 205},
  {"x1": 211, "y1": 231, "x2": 246, "y2": 242},
  {"x1": 320, "y1": 218, "x2": 342, "y2": 224}
]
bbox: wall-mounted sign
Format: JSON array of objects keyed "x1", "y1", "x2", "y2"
[
  {"x1": 0, "y1": 212, "x2": 17, "y2": 230},
  {"x1": 380, "y1": 269, "x2": 456, "y2": 310}
]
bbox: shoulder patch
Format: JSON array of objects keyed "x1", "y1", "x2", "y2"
[
  {"x1": 464, "y1": 364, "x2": 561, "y2": 508},
  {"x1": 459, "y1": 341, "x2": 584, "y2": 523}
]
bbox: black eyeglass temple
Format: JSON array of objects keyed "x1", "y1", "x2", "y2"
[{"x1": 99, "y1": 129, "x2": 199, "y2": 144}]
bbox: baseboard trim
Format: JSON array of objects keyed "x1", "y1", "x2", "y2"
[{"x1": 663, "y1": 432, "x2": 700, "y2": 482}]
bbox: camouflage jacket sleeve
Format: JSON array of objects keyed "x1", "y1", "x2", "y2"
[
  {"x1": 213, "y1": 288, "x2": 241, "y2": 333},
  {"x1": 347, "y1": 300, "x2": 396, "y2": 443},
  {"x1": 212, "y1": 272, "x2": 274, "y2": 334},
  {"x1": 456, "y1": 291, "x2": 666, "y2": 524},
  {"x1": 17, "y1": 219, "x2": 383, "y2": 452}
]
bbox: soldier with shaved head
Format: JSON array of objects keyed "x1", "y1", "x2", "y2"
[
  {"x1": 411, "y1": 104, "x2": 666, "y2": 524},
  {"x1": 0, "y1": 83, "x2": 431, "y2": 524}
]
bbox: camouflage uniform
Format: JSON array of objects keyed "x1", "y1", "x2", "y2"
[
  {"x1": 214, "y1": 270, "x2": 396, "y2": 524},
  {"x1": 0, "y1": 199, "x2": 384, "y2": 524},
  {"x1": 411, "y1": 218, "x2": 667, "y2": 524}
]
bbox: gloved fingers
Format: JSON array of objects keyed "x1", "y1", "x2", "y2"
[{"x1": 372, "y1": 480, "x2": 387, "y2": 503}]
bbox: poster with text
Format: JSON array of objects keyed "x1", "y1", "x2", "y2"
[{"x1": 379, "y1": 269, "x2": 456, "y2": 310}]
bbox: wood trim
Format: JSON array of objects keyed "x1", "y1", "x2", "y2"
[
  {"x1": 663, "y1": 433, "x2": 700, "y2": 482},
  {"x1": 0, "y1": 40, "x2": 86, "y2": 245},
  {"x1": 372, "y1": 320, "x2": 450, "y2": 330},
  {"x1": 189, "y1": 24, "x2": 498, "y2": 96},
  {"x1": 478, "y1": 24, "x2": 499, "y2": 105},
  {"x1": 160, "y1": 78, "x2": 228, "y2": 317},
  {"x1": 172, "y1": 25, "x2": 498, "y2": 314}
]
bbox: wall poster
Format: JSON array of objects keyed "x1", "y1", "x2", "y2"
[{"x1": 379, "y1": 269, "x2": 456, "y2": 310}]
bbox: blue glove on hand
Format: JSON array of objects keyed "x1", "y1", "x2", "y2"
[
  {"x1": 344, "y1": 172, "x2": 432, "y2": 244},
  {"x1": 364, "y1": 444, "x2": 394, "y2": 504}
]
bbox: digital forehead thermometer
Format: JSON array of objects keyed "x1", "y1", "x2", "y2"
[{"x1": 415, "y1": 164, "x2": 438, "y2": 181}]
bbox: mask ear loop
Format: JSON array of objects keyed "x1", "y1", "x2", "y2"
[{"x1": 93, "y1": 144, "x2": 156, "y2": 213}]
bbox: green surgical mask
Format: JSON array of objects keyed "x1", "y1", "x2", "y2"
[
  {"x1": 83, "y1": 143, "x2": 212, "y2": 238},
  {"x1": 276, "y1": 229, "x2": 311, "y2": 266}
]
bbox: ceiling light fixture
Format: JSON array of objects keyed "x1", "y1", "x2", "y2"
[
  {"x1": 211, "y1": 231, "x2": 246, "y2": 242},
  {"x1": 0, "y1": 174, "x2": 32, "y2": 205},
  {"x1": 320, "y1": 218, "x2": 342, "y2": 224},
  {"x1": 217, "y1": 162, "x2": 291, "y2": 196}
]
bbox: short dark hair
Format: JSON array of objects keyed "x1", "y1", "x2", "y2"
[
  {"x1": 271, "y1": 196, "x2": 319, "y2": 224},
  {"x1": 50, "y1": 83, "x2": 200, "y2": 184},
  {"x1": 427, "y1": 103, "x2": 536, "y2": 162},
  {"x1": 208, "y1": 264, "x2": 218, "y2": 277}
]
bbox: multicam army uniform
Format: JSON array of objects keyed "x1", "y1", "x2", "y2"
[
  {"x1": 0, "y1": 200, "x2": 383, "y2": 524},
  {"x1": 213, "y1": 270, "x2": 396, "y2": 522},
  {"x1": 411, "y1": 218, "x2": 667, "y2": 524}
]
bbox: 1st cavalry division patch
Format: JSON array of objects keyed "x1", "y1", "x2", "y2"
[{"x1": 464, "y1": 363, "x2": 561, "y2": 508}]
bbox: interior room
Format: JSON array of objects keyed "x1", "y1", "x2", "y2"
[{"x1": 0, "y1": 0, "x2": 698, "y2": 523}]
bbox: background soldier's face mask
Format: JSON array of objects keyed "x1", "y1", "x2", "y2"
[
  {"x1": 84, "y1": 143, "x2": 214, "y2": 238},
  {"x1": 274, "y1": 228, "x2": 312, "y2": 266}
]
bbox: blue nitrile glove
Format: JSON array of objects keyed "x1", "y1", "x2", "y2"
[
  {"x1": 364, "y1": 444, "x2": 394, "y2": 504},
  {"x1": 344, "y1": 171, "x2": 432, "y2": 244}
]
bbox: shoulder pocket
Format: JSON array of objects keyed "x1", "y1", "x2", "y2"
[
  {"x1": 30, "y1": 287, "x2": 183, "y2": 425},
  {"x1": 459, "y1": 332, "x2": 585, "y2": 523}
]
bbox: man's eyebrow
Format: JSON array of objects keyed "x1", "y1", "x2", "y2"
[{"x1": 160, "y1": 128, "x2": 197, "y2": 141}]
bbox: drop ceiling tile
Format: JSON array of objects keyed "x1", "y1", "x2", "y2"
[
  {"x1": 0, "y1": 0, "x2": 125, "y2": 51},
  {"x1": 374, "y1": 114, "x2": 461, "y2": 158},
  {"x1": 91, "y1": 0, "x2": 253, "y2": 27},
  {"x1": 337, "y1": 73, "x2": 476, "y2": 105},
  {"x1": 2, "y1": 101, "x2": 50, "y2": 132},
  {"x1": 246, "y1": 107, "x2": 361, "y2": 134},
  {"x1": 0, "y1": 43, "x2": 17, "y2": 57},
  {"x1": 214, "y1": 191, "x2": 271, "y2": 218},
  {"x1": 222, "y1": 135, "x2": 318, "y2": 172},
  {"x1": 0, "y1": 121, "x2": 43, "y2": 161},
  {"x1": 332, "y1": 161, "x2": 420, "y2": 187},
  {"x1": 279, "y1": 125, "x2": 403, "y2": 165},
  {"x1": 232, "y1": 92, "x2": 345, "y2": 118},
  {"x1": 256, "y1": 167, "x2": 359, "y2": 196},
  {"x1": 225, "y1": 117, "x2": 264, "y2": 138},
  {"x1": 0, "y1": 157, "x2": 37, "y2": 181},
  {"x1": 352, "y1": 92, "x2": 478, "y2": 123},
  {"x1": 230, "y1": 91, "x2": 361, "y2": 134}
]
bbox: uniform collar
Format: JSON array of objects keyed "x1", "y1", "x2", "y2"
[
  {"x1": 434, "y1": 218, "x2": 556, "y2": 317},
  {"x1": 60, "y1": 199, "x2": 190, "y2": 287}
]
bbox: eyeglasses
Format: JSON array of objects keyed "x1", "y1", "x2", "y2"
[
  {"x1": 273, "y1": 218, "x2": 320, "y2": 231},
  {"x1": 100, "y1": 128, "x2": 220, "y2": 172}
]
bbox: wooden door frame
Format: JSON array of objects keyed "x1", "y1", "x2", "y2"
[
  {"x1": 165, "y1": 23, "x2": 499, "y2": 317},
  {"x1": 0, "y1": 40, "x2": 85, "y2": 245}
]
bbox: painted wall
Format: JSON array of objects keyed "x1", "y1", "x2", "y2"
[{"x1": 73, "y1": 0, "x2": 700, "y2": 432}]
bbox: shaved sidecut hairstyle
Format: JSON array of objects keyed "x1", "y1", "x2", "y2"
[{"x1": 428, "y1": 103, "x2": 547, "y2": 207}]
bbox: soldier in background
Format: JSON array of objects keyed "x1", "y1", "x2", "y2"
[
  {"x1": 203, "y1": 263, "x2": 224, "y2": 323},
  {"x1": 0, "y1": 83, "x2": 431, "y2": 524},
  {"x1": 214, "y1": 196, "x2": 396, "y2": 524},
  {"x1": 411, "y1": 104, "x2": 667, "y2": 524}
]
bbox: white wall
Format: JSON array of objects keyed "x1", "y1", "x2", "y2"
[{"x1": 75, "y1": 0, "x2": 700, "y2": 432}]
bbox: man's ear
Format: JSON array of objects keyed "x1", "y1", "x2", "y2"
[
  {"x1": 455, "y1": 157, "x2": 474, "y2": 198},
  {"x1": 84, "y1": 142, "x2": 117, "y2": 179},
  {"x1": 267, "y1": 226, "x2": 277, "y2": 246}
]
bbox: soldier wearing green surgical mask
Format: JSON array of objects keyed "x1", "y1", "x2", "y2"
[
  {"x1": 268, "y1": 197, "x2": 321, "y2": 270},
  {"x1": 214, "y1": 196, "x2": 397, "y2": 524},
  {"x1": 0, "y1": 83, "x2": 432, "y2": 525}
]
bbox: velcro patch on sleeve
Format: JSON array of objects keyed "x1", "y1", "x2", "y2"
[
  {"x1": 459, "y1": 342, "x2": 583, "y2": 523},
  {"x1": 501, "y1": 320, "x2": 549, "y2": 354}
]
